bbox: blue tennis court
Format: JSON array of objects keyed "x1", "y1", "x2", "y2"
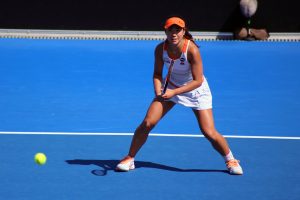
[{"x1": 0, "y1": 38, "x2": 299, "y2": 199}]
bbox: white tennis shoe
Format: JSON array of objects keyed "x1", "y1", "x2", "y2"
[
  {"x1": 115, "y1": 156, "x2": 135, "y2": 172},
  {"x1": 226, "y1": 159, "x2": 243, "y2": 175}
]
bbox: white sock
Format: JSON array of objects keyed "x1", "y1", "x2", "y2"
[{"x1": 224, "y1": 150, "x2": 235, "y2": 162}]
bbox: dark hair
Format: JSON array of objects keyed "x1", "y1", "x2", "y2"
[{"x1": 184, "y1": 28, "x2": 199, "y2": 48}]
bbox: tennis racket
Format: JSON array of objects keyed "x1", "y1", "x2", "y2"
[{"x1": 162, "y1": 59, "x2": 175, "y2": 95}]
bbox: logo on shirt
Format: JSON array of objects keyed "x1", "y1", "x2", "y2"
[{"x1": 180, "y1": 57, "x2": 185, "y2": 65}]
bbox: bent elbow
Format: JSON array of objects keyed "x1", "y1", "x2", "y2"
[{"x1": 196, "y1": 77, "x2": 204, "y2": 87}]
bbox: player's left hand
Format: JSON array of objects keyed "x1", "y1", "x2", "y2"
[{"x1": 162, "y1": 89, "x2": 177, "y2": 99}]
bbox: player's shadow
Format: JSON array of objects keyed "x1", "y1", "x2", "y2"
[{"x1": 65, "y1": 159, "x2": 228, "y2": 176}]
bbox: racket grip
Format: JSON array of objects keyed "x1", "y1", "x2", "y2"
[
  {"x1": 162, "y1": 60, "x2": 174, "y2": 95},
  {"x1": 162, "y1": 81, "x2": 169, "y2": 95}
]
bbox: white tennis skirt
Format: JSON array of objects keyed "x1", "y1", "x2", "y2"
[{"x1": 168, "y1": 77, "x2": 212, "y2": 110}]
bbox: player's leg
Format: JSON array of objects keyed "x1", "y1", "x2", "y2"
[
  {"x1": 128, "y1": 99, "x2": 175, "y2": 157},
  {"x1": 193, "y1": 109, "x2": 243, "y2": 175},
  {"x1": 116, "y1": 99, "x2": 175, "y2": 171},
  {"x1": 193, "y1": 109, "x2": 229, "y2": 155}
]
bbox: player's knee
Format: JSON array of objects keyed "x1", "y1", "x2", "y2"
[
  {"x1": 201, "y1": 127, "x2": 219, "y2": 142},
  {"x1": 139, "y1": 118, "x2": 156, "y2": 132}
]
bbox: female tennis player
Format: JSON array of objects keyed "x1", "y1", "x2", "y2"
[{"x1": 116, "y1": 16, "x2": 243, "y2": 175}]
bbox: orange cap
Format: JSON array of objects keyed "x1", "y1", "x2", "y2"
[{"x1": 164, "y1": 17, "x2": 185, "y2": 29}]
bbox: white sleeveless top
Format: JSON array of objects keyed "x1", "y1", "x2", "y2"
[
  {"x1": 162, "y1": 39, "x2": 213, "y2": 110},
  {"x1": 163, "y1": 40, "x2": 193, "y2": 87}
]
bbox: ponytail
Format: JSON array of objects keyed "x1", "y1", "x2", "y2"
[{"x1": 184, "y1": 29, "x2": 199, "y2": 47}]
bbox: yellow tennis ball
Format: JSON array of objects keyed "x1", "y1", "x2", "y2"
[{"x1": 34, "y1": 153, "x2": 47, "y2": 165}]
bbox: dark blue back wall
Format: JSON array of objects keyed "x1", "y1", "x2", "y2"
[{"x1": 0, "y1": 0, "x2": 299, "y2": 32}]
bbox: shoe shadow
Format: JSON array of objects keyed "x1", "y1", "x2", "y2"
[{"x1": 65, "y1": 159, "x2": 228, "y2": 176}]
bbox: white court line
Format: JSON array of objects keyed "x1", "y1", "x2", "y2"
[{"x1": 0, "y1": 131, "x2": 300, "y2": 140}]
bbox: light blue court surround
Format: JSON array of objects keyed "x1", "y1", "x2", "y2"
[
  {"x1": 0, "y1": 39, "x2": 299, "y2": 136},
  {"x1": 0, "y1": 39, "x2": 299, "y2": 200}
]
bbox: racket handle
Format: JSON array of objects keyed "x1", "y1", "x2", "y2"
[
  {"x1": 162, "y1": 60, "x2": 174, "y2": 95},
  {"x1": 162, "y1": 81, "x2": 169, "y2": 95}
]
